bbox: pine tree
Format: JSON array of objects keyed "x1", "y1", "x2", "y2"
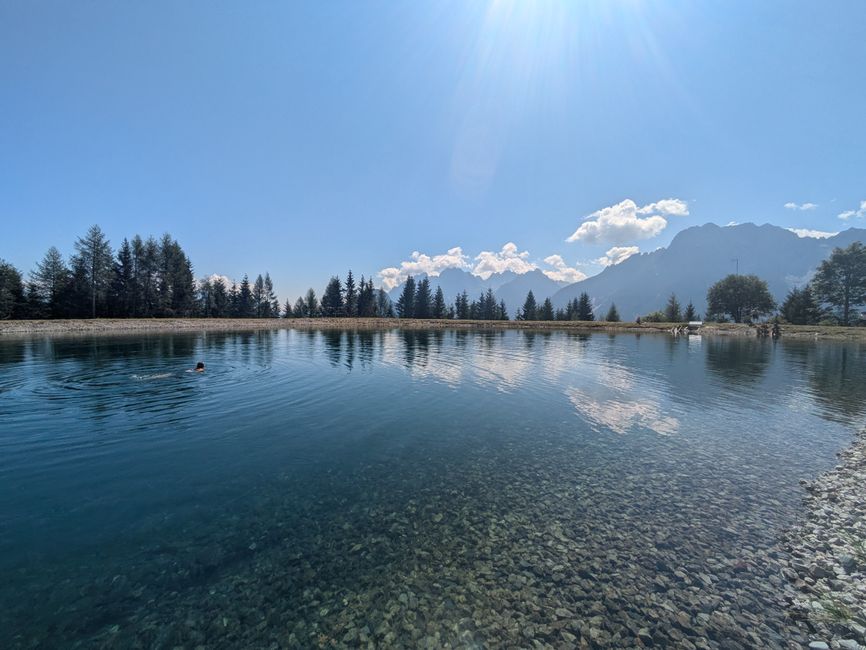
[
  {"x1": 605, "y1": 303, "x2": 620, "y2": 322},
  {"x1": 664, "y1": 293, "x2": 682, "y2": 322},
  {"x1": 539, "y1": 297, "x2": 554, "y2": 321},
  {"x1": 432, "y1": 286, "x2": 446, "y2": 319},
  {"x1": 498, "y1": 300, "x2": 509, "y2": 321},
  {"x1": 228, "y1": 282, "x2": 240, "y2": 317},
  {"x1": 520, "y1": 290, "x2": 537, "y2": 320},
  {"x1": 283, "y1": 298, "x2": 293, "y2": 318},
  {"x1": 112, "y1": 238, "x2": 134, "y2": 316},
  {"x1": 576, "y1": 292, "x2": 594, "y2": 321},
  {"x1": 414, "y1": 278, "x2": 432, "y2": 319},
  {"x1": 396, "y1": 276, "x2": 416, "y2": 318},
  {"x1": 344, "y1": 270, "x2": 357, "y2": 317},
  {"x1": 73, "y1": 225, "x2": 114, "y2": 318},
  {"x1": 198, "y1": 278, "x2": 214, "y2": 317},
  {"x1": 321, "y1": 276, "x2": 344, "y2": 317}
]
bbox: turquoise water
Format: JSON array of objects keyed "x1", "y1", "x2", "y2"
[{"x1": 1, "y1": 329, "x2": 864, "y2": 648}]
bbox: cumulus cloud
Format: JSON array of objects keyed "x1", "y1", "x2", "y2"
[
  {"x1": 566, "y1": 198, "x2": 688, "y2": 244},
  {"x1": 787, "y1": 228, "x2": 838, "y2": 239},
  {"x1": 838, "y1": 200, "x2": 866, "y2": 220},
  {"x1": 595, "y1": 246, "x2": 640, "y2": 267},
  {"x1": 472, "y1": 242, "x2": 537, "y2": 279},
  {"x1": 542, "y1": 255, "x2": 587, "y2": 283},
  {"x1": 378, "y1": 246, "x2": 471, "y2": 290},
  {"x1": 784, "y1": 202, "x2": 818, "y2": 211},
  {"x1": 199, "y1": 273, "x2": 233, "y2": 289}
]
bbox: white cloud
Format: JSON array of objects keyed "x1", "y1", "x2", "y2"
[
  {"x1": 566, "y1": 198, "x2": 688, "y2": 244},
  {"x1": 472, "y1": 242, "x2": 537, "y2": 279},
  {"x1": 594, "y1": 246, "x2": 640, "y2": 267},
  {"x1": 378, "y1": 246, "x2": 471, "y2": 290},
  {"x1": 725, "y1": 221, "x2": 740, "y2": 227},
  {"x1": 784, "y1": 202, "x2": 818, "y2": 211},
  {"x1": 542, "y1": 255, "x2": 587, "y2": 284},
  {"x1": 787, "y1": 228, "x2": 838, "y2": 239},
  {"x1": 198, "y1": 273, "x2": 233, "y2": 289},
  {"x1": 838, "y1": 200, "x2": 866, "y2": 220}
]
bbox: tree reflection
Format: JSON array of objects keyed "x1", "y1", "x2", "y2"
[
  {"x1": 782, "y1": 342, "x2": 866, "y2": 424},
  {"x1": 704, "y1": 337, "x2": 772, "y2": 385}
]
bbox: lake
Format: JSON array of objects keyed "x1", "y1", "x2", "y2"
[{"x1": 1, "y1": 329, "x2": 865, "y2": 648}]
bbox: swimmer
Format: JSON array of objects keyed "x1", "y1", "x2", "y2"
[{"x1": 194, "y1": 361, "x2": 205, "y2": 373}]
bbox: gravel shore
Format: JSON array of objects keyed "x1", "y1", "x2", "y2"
[
  {"x1": 783, "y1": 429, "x2": 866, "y2": 649},
  {"x1": 1, "y1": 318, "x2": 864, "y2": 340}
]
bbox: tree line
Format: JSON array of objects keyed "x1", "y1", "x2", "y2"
[{"x1": 2, "y1": 231, "x2": 864, "y2": 325}]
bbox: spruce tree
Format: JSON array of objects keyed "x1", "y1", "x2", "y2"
[
  {"x1": 293, "y1": 296, "x2": 307, "y2": 318},
  {"x1": 212, "y1": 277, "x2": 229, "y2": 317},
  {"x1": 283, "y1": 298, "x2": 293, "y2": 318},
  {"x1": 432, "y1": 286, "x2": 446, "y2": 319},
  {"x1": 321, "y1": 276, "x2": 344, "y2": 317},
  {"x1": 605, "y1": 303, "x2": 620, "y2": 322},
  {"x1": 576, "y1": 292, "x2": 594, "y2": 321},
  {"x1": 238, "y1": 275, "x2": 254, "y2": 317},
  {"x1": 781, "y1": 286, "x2": 820, "y2": 325},
  {"x1": 539, "y1": 297, "x2": 554, "y2": 321},
  {"x1": 396, "y1": 276, "x2": 416, "y2": 318},
  {"x1": 414, "y1": 278, "x2": 432, "y2": 319},
  {"x1": 344, "y1": 270, "x2": 357, "y2": 317},
  {"x1": 498, "y1": 299, "x2": 509, "y2": 320},
  {"x1": 521, "y1": 290, "x2": 537, "y2": 320},
  {"x1": 0, "y1": 259, "x2": 26, "y2": 320},
  {"x1": 664, "y1": 293, "x2": 682, "y2": 322},
  {"x1": 304, "y1": 288, "x2": 319, "y2": 317},
  {"x1": 31, "y1": 246, "x2": 70, "y2": 317},
  {"x1": 684, "y1": 301, "x2": 698, "y2": 322}
]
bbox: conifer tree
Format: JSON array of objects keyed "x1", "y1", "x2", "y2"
[
  {"x1": 576, "y1": 292, "x2": 594, "y2": 321},
  {"x1": 31, "y1": 246, "x2": 70, "y2": 317},
  {"x1": 605, "y1": 303, "x2": 620, "y2": 322},
  {"x1": 684, "y1": 301, "x2": 698, "y2": 322},
  {"x1": 0, "y1": 259, "x2": 25, "y2": 320},
  {"x1": 253, "y1": 274, "x2": 266, "y2": 317},
  {"x1": 264, "y1": 273, "x2": 279, "y2": 317},
  {"x1": 321, "y1": 276, "x2": 344, "y2": 317},
  {"x1": 73, "y1": 225, "x2": 114, "y2": 318},
  {"x1": 238, "y1": 275, "x2": 254, "y2": 317},
  {"x1": 396, "y1": 276, "x2": 416, "y2": 318},
  {"x1": 283, "y1": 298, "x2": 293, "y2": 318},
  {"x1": 520, "y1": 290, "x2": 537, "y2": 320},
  {"x1": 498, "y1": 300, "x2": 509, "y2": 320},
  {"x1": 781, "y1": 287, "x2": 820, "y2": 325},
  {"x1": 344, "y1": 270, "x2": 357, "y2": 317},
  {"x1": 414, "y1": 277, "x2": 432, "y2": 319},
  {"x1": 293, "y1": 296, "x2": 307, "y2": 318},
  {"x1": 455, "y1": 291, "x2": 470, "y2": 319},
  {"x1": 212, "y1": 277, "x2": 228, "y2": 317},
  {"x1": 539, "y1": 297, "x2": 554, "y2": 321},
  {"x1": 432, "y1": 286, "x2": 446, "y2": 319},
  {"x1": 664, "y1": 293, "x2": 683, "y2": 322},
  {"x1": 304, "y1": 288, "x2": 319, "y2": 317}
]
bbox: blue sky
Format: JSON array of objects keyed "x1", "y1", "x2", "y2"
[{"x1": 2, "y1": 1, "x2": 865, "y2": 299}]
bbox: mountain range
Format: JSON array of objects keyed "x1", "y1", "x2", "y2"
[{"x1": 388, "y1": 224, "x2": 866, "y2": 319}]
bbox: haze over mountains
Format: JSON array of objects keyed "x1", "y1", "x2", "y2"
[{"x1": 388, "y1": 224, "x2": 866, "y2": 319}]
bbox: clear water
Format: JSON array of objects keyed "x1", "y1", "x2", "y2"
[{"x1": 1, "y1": 329, "x2": 864, "y2": 648}]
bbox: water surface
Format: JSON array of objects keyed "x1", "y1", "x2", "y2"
[{"x1": 1, "y1": 329, "x2": 864, "y2": 648}]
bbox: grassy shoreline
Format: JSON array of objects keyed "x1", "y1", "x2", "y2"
[{"x1": 1, "y1": 317, "x2": 864, "y2": 340}]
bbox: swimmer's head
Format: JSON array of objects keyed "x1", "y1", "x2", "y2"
[{"x1": 195, "y1": 361, "x2": 205, "y2": 372}]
